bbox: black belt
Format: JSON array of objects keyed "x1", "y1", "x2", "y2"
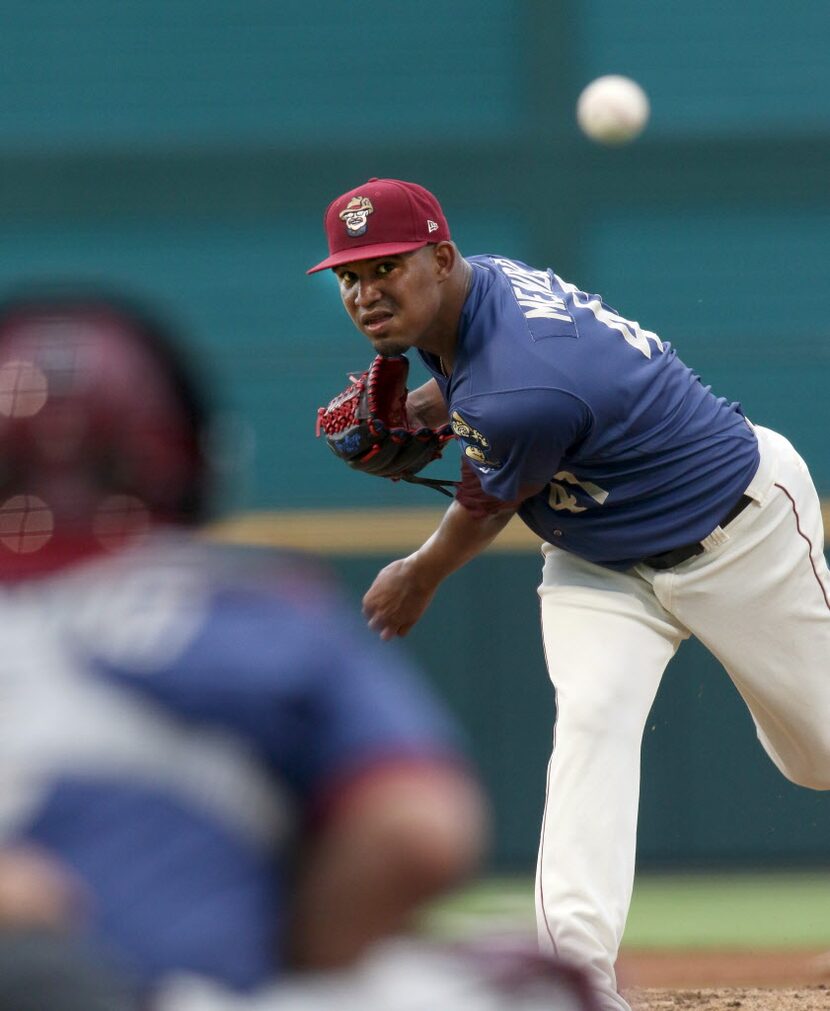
[{"x1": 640, "y1": 494, "x2": 753, "y2": 570}]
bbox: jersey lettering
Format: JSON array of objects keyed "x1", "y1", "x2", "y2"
[
  {"x1": 492, "y1": 258, "x2": 571, "y2": 323},
  {"x1": 554, "y1": 275, "x2": 665, "y2": 359}
]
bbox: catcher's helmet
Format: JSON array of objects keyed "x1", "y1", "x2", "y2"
[{"x1": 0, "y1": 290, "x2": 210, "y2": 571}]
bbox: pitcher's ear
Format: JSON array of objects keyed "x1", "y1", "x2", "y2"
[{"x1": 431, "y1": 241, "x2": 458, "y2": 279}]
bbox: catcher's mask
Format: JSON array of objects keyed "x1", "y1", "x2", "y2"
[{"x1": 0, "y1": 290, "x2": 210, "y2": 570}]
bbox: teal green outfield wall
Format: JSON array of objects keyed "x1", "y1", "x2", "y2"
[
  {"x1": 1, "y1": 1, "x2": 828, "y2": 871},
  {"x1": 0, "y1": 2, "x2": 827, "y2": 514}
]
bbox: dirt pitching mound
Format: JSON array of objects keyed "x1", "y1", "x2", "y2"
[{"x1": 619, "y1": 948, "x2": 830, "y2": 1011}]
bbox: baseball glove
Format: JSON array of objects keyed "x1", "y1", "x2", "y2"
[{"x1": 316, "y1": 354, "x2": 458, "y2": 496}]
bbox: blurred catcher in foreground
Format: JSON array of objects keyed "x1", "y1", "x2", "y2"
[{"x1": 0, "y1": 290, "x2": 598, "y2": 1011}]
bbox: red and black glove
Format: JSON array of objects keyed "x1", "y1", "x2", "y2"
[{"x1": 316, "y1": 354, "x2": 459, "y2": 496}]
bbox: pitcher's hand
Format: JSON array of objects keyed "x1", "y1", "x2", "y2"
[{"x1": 362, "y1": 557, "x2": 439, "y2": 640}]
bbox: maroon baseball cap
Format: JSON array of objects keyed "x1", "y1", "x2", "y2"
[{"x1": 306, "y1": 178, "x2": 451, "y2": 274}]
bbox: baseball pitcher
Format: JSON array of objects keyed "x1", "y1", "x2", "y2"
[{"x1": 311, "y1": 178, "x2": 830, "y2": 1011}]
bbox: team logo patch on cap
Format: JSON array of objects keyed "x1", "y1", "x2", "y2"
[{"x1": 339, "y1": 196, "x2": 374, "y2": 237}]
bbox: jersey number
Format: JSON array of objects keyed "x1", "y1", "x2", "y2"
[
  {"x1": 555, "y1": 274, "x2": 665, "y2": 359},
  {"x1": 548, "y1": 471, "x2": 609, "y2": 513}
]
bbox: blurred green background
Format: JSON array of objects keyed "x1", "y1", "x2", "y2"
[
  {"x1": 2, "y1": 1, "x2": 828, "y2": 875},
  {"x1": 426, "y1": 870, "x2": 830, "y2": 950}
]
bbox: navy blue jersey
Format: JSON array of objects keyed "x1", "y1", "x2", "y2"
[
  {"x1": 419, "y1": 255, "x2": 760, "y2": 570},
  {"x1": 0, "y1": 537, "x2": 463, "y2": 992}
]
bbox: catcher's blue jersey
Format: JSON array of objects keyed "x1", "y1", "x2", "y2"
[
  {"x1": 419, "y1": 255, "x2": 760, "y2": 570},
  {"x1": 0, "y1": 538, "x2": 463, "y2": 993}
]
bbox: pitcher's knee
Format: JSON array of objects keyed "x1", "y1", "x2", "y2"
[
  {"x1": 557, "y1": 689, "x2": 647, "y2": 741},
  {"x1": 759, "y1": 726, "x2": 830, "y2": 790},
  {"x1": 779, "y1": 752, "x2": 830, "y2": 790},
  {"x1": 785, "y1": 768, "x2": 830, "y2": 791}
]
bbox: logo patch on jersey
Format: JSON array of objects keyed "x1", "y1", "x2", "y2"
[
  {"x1": 339, "y1": 196, "x2": 374, "y2": 237},
  {"x1": 452, "y1": 412, "x2": 501, "y2": 469},
  {"x1": 451, "y1": 411, "x2": 489, "y2": 447}
]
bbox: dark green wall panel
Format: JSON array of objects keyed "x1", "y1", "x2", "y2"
[
  {"x1": 578, "y1": 1, "x2": 830, "y2": 137},
  {"x1": 329, "y1": 551, "x2": 830, "y2": 873},
  {"x1": 0, "y1": 1, "x2": 520, "y2": 151}
]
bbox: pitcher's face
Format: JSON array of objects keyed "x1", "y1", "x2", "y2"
[{"x1": 335, "y1": 247, "x2": 444, "y2": 357}]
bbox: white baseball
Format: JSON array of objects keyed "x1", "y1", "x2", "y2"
[{"x1": 576, "y1": 75, "x2": 650, "y2": 145}]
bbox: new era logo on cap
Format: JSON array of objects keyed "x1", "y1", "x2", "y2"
[{"x1": 307, "y1": 178, "x2": 451, "y2": 274}]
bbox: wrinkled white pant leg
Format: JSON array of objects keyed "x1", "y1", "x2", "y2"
[
  {"x1": 651, "y1": 426, "x2": 830, "y2": 790},
  {"x1": 536, "y1": 548, "x2": 688, "y2": 1011}
]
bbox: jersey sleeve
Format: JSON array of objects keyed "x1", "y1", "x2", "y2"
[{"x1": 452, "y1": 387, "x2": 593, "y2": 503}]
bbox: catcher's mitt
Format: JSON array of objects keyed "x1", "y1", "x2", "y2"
[{"x1": 316, "y1": 354, "x2": 459, "y2": 496}]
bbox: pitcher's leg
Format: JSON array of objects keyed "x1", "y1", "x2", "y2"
[
  {"x1": 536, "y1": 550, "x2": 686, "y2": 1010},
  {"x1": 665, "y1": 429, "x2": 830, "y2": 789}
]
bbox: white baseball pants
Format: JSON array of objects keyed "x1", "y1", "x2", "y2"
[{"x1": 535, "y1": 425, "x2": 830, "y2": 1011}]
